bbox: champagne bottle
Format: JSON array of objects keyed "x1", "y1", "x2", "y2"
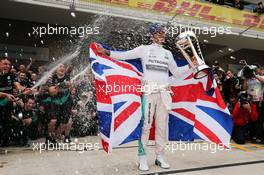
[{"x1": 16, "y1": 92, "x2": 25, "y2": 99}]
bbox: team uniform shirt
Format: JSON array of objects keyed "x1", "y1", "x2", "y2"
[
  {"x1": 48, "y1": 74, "x2": 70, "y2": 87},
  {"x1": 247, "y1": 76, "x2": 264, "y2": 102},
  {"x1": 0, "y1": 72, "x2": 15, "y2": 106},
  {"x1": 45, "y1": 74, "x2": 73, "y2": 123},
  {"x1": 28, "y1": 79, "x2": 37, "y2": 88},
  {"x1": 16, "y1": 78, "x2": 31, "y2": 88},
  {"x1": 0, "y1": 72, "x2": 16, "y2": 125},
  {"x1": 0, "y1": 72, "x2": 15, "y2": 94},
  {"x1": 110, "y1": 43, "x2": 190, "y2": 86},
  {"x1": 15, "y1": 106, "x2": 38, "y2": 122},
  {"x1": 46, "y1": 74, "x2": 71, "y2": 102}
]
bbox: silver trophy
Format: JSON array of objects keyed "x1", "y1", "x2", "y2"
[{"x1": 175, "y1": 31, "x2": 210, "y2": 79}]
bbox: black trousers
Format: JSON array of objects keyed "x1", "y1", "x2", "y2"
[
  {"x1": 253, "y1": 101, "x2": 264, "y2": 140},
  {"x1": 0, "y1": 104, "x2": 13, "y2": 146},
  {"x1": 232, "y1": 125, "x2": 250, "y2": 144},
  {"x1": 257, "y1": 101, "x2": 264, "y2": 139}
]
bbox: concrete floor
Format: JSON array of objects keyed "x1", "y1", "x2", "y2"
[{"x1": 0, "y1": 136, "x2": 264, "y2": 175}]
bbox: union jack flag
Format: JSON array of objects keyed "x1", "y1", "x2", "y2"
[
  {"x1": 89, "y1": 43, "x2": 143, "y2": 152},
  {"x1": 89, "y1": 43, "x2": 233, "y2": 152},
  {"x1": 168, "y1": 60, "x2": 233, "y2": 147}
]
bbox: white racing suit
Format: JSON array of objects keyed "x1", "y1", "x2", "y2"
[
  {"x1": 110, "y1": 43, "x2": 190, "y2": 156},
  {"x1": 139, "y1": 83, "x2": 172, "y2": 156}
]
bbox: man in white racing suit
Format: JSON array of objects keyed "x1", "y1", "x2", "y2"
[{"x1": 95, "y1": 24, "x2": 191, "y2": 171}]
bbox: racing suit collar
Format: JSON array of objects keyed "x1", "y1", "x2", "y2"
[{"x1": 151, "y1": 43, "x2": 163, "y2": 47}]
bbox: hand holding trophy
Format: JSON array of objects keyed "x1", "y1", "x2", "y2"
[{"x1": 175, "y1": 31, "x2": 210, "y2": 79}]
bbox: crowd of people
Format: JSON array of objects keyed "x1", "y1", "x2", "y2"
[
  {"x1": 204, "y1": 0, "x2": 264, "y2": 14},
  {"x1": 1, "y1": 56, "x2": 264, "y2": 148},
  {"x1": 213, "y1": 60, "x2": 264, "y2": 144},
  {"x1": 0, "y1": 57, "x2": 98, "y2": 147}
]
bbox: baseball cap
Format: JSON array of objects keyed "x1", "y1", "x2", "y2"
[{"x1": 149, "y1": 23, "x2": 165, "y2": 35}]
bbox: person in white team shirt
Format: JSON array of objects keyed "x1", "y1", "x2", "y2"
[
  {"x1": 246, "y1": 75, "x2": 264, "y2": 102},
  {"x1": 95, "y1": 24, "x2": 194, "y2": 171}
]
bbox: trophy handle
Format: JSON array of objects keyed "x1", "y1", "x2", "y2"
[
  {"x1": 175, "y1": 31, "x2": 211, "y2": 79},
  {"x1": 187, "y1": 37, "x2": 203, "y2": 66},
  {"x1": 175, "y1": 43, "x2": 195, "y2": 69}
]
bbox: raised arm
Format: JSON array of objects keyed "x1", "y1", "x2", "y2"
[
  {"x1": 109, "y1": 46, "x2": 143, "y2": 60},
  {"x1": 255, "y1": 75, "x2": 264, "y2": 84},
  {"x1": 26, "y1": 59, "x2": 33, "y2": 71},
  {"x1": 95, "y1": 43, "x2": 143, "y2": 60},
  {"x1": 167, "y1": 51, "x2": 191, "y2": 77}
]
